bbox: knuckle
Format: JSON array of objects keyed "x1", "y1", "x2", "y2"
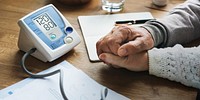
[
  {"x1": 96, "y1": 40, "x2": 101, "y2": 47},
  {"x1": 106, "y1": 37, "x2": 115, "y2": 45}
]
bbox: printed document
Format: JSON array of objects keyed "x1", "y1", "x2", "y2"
[{"x1": 0, "y1": 61, "x2": 130, "y2": 100}]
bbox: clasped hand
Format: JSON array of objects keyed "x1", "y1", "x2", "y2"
[{"x1": 96, "y1": 25, "x2": 154, "y2": 71}]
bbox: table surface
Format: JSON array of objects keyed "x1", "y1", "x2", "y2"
[{"x1": 0, "y1": 0, "x2": 198, "y2": 99}]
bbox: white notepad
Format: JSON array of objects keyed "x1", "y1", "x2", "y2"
[
  {"x1": 0, "y1": 61, "x2": 130, "y2": 100},
  {"x1": 78, "y1": 12, "x2": 154, "y2": 61}
]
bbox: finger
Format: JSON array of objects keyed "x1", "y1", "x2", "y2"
[
  {"x1": 118, "y1": 38, "x2": 145, "y2": 56},
  {"x1": 96, "y1": 40, "x2": 111, "y2": 56},
  {"x1": 112, "y1": 26, "x2": 140, "y2": 41},
  {"x1": 96, "y1": 36, "x2": 118, "y2": 56},
  {"x1": 99, "y1": 53, "x2": 126, "y2": 69},
  {"x1": 96, "y1": 26, "x2": 141, "y2": 56},
  {"x1": 96, "y1": 37, "x2": 106, "y2": 56},
  {"x1": 96, "y1": 33, "x2": 123, "y2": 55},
  {"x1": 117, "y1": 28, "x2": 154, "y2": 57},
  {"x1": 104, "y1": 37, "x2": 122, "y2": 55}
]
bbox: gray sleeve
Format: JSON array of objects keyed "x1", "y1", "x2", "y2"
[{"x1": 142, "y1": 0, "x2": 200, "y2": 47}]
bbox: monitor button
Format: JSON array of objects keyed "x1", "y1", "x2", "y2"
[
  {"x1": 64, "y1": 36, "x2": 73, "y2": 44},
  {"x1": 65, "y1": 27, "x2": 73, "y2": 34},
  {"x1": 50, "y1": 34, "x2": 56, "y2": 40}
]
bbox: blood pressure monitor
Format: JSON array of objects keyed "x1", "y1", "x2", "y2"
[
  {"x1": 18, "y1": 4, "x2": 81, "y2": 62},
  {"x1": 17, "y1": 4, "x2": 109, "y2": 100}
]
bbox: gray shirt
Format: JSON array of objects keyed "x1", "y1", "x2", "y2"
[{"x1": 143, "y1": 0, "x2": 200, "y2": 47}]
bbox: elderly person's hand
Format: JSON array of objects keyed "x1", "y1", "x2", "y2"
[
  {"x1": 99, "y1": 51, "x2": 149, "y2": 71},
  {"x1": 96, "y1": 25, "x2": 154, "y2": 57}
]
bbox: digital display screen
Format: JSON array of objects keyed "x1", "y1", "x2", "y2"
[{"x1": 33, "y1": 13, "x2": 57, "y2": 33}]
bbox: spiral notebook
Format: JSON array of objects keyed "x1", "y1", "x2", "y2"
[{"x1": 78, "y1": 12, "x2": 154, "y2": 61}]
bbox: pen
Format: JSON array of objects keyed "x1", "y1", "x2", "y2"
[{"x1": 115, "y1": 19, "x2": 154, "y2": 25}]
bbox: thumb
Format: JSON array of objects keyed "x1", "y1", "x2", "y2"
[
  {"x1": 118, "y1": 39, "x2": 143, "y2": 56},
  {"x1": 99, "y1": 53, "x2": 124, "y2": 68}
]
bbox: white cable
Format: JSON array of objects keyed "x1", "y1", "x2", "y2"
[
  {"x1": 20, "y1": 48, "x2": 108, "y2": 100},
  {"x1": 20, "y1": 48, "x2": 68, "y2": 100}
]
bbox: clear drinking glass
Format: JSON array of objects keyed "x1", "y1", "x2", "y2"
[{"x1": 101, "y1": 0, "x2": 125, "y2": 13}]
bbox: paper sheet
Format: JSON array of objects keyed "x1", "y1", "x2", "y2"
[{"x1": 0, "y1": 61, "x2": 130, "y2": 100}]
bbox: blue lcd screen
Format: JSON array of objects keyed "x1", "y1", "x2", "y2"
[
  {"x1": 24, "y1": 6, "x2": 67, "y2": 50},
  {"x1": 33, "y1": 13, "x2": 58, "y2": 34}
]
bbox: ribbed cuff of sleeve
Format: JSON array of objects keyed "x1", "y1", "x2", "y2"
[
  {"x1": 141, "y1": 20, "x2": 168, "y2": 47},
  {"x1": 148, "y1": 48, "x2": 162, "y2": 76}
]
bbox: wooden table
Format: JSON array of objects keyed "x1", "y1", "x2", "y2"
[{"x1": 0, "y1": 0, "x2": 197, "y2": 99}]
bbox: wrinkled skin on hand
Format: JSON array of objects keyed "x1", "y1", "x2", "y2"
[
  {"x1": 96, "y1": 25, "x2": 154, "y2": 71},
  {"x1": 98, "y1": 51, "x2": 148, "y2": 71}
]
